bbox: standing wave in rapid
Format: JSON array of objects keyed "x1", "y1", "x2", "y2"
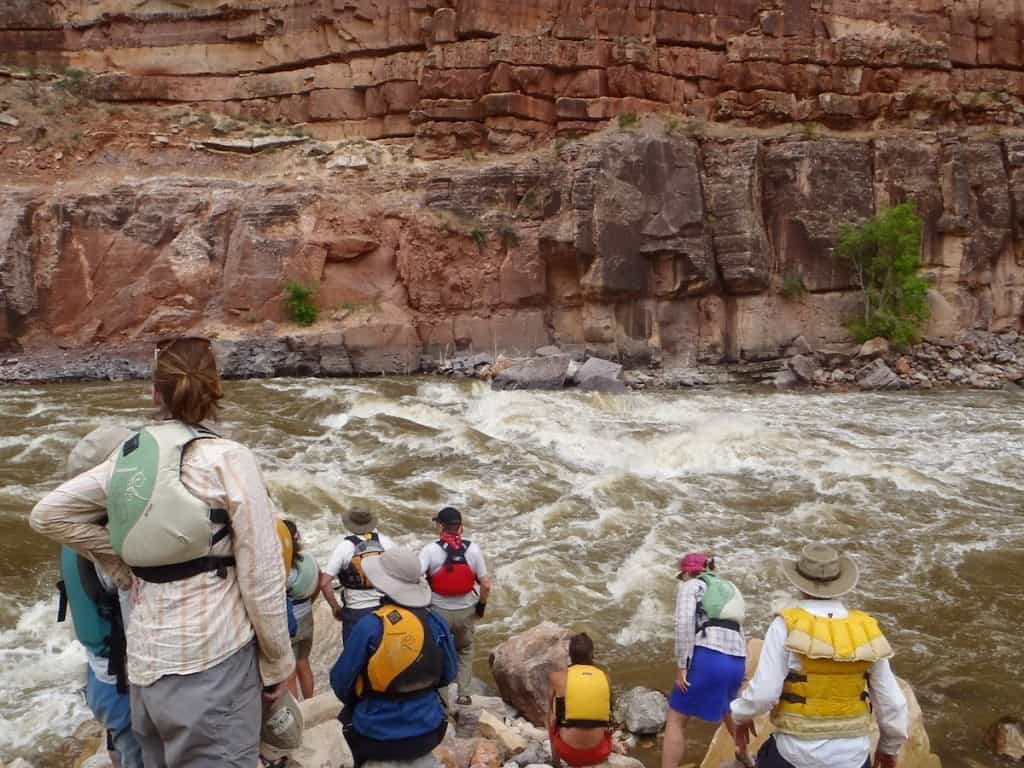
[{"x1": 0, "y1": 378, "x2": 1021, "y2": 767}]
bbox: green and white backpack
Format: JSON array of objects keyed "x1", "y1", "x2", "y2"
[{"x1": 697, "y1": 572, "x2": 745, "y2": 626}]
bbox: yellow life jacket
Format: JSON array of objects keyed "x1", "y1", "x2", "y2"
[
  {"x1": 771, "y1": 607, "x2": 894, "y2": 739},
  {"x1": 354, "y1": 605, "x2": 444, "y2": 698},
  {"x1": 557, "y1": 664, "x2": 611, "y2": 728}
]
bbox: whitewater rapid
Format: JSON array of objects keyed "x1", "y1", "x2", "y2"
[{"x1": 1, "y1": 379, "x2": 1021, "y2": 767}]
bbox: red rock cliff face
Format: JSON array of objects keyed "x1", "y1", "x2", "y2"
[{"x1": 1, "y1": 1, "x2": 1023, "y2": 369}]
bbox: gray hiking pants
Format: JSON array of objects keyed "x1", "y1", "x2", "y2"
[
  {"x1": 431, "y1": 604, "x2": 476, "y2": 696},
  {"x1": 130, "y1": 642, "x2": 261, "y2": 768}
]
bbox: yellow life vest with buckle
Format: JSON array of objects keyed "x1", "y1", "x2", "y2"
[
  {"x1": 355, "y1": 605, "x2": 444, "y2": 698},
  {"x1": 557, "y1": 664, "x2": 611, "y2": 728},
  {"x1": 771, "y1": 607, "x2": 894, "y2": 739}
]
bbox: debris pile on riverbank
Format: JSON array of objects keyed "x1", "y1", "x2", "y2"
[{"x1": 1, "y1": 329, "x2": 1022, "y2": 394}]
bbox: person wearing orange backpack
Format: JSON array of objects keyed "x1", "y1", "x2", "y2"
[
  {"x1": 319, "y1": 508, "x2": 394, "y2": 644},
  {"x1": 418, "y1": 507, "x2": 490, "y2": 705}
]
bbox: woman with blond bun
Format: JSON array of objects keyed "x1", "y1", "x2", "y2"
[{"x1": 31, "y1": 337, "x2": 294, "y2": 768}]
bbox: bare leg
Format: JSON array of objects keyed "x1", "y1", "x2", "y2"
[
  {"x1": 723, "y1": 712, "x2": 750, "y2": 766},
  {"x1": 549, "y1": 733, "x2": 564, "y2": 768},
  {"x1": 297, "y1": 659, "x2": 314, "y2": 700},
  {"x1": 661, "y1": 710, "x2": 689, "y2": 768},
  {"x1": 286, "y1": 672, "x2": 299, "y2": 697}
]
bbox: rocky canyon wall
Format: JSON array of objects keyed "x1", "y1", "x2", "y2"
[{"x1": 1, "y1": 1, "x2": 1024, "y2": 372}]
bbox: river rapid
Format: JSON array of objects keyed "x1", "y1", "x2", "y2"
[{"x1": 1, "y1": 378, "x2": 1021, "y2": 767}]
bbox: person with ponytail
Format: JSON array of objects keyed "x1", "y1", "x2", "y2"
[{"x1": 31, "y1": 337, "x2": 294, "y2": 767}]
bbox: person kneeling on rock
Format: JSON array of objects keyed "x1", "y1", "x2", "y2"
[
  {"x1": 547, "y1": 633, "x2": 613, "y2": 768},
  {"x1": 331, "y1": 548, "x2": 458, "y2": 767}
]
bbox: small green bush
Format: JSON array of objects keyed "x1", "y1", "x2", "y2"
[
  {"x1": 498, "y1": 223, "x2": 519, "y2": 248},
  {"x1": 780, "y1": 273, "x2": 807, "y2": 300},
  {"x1": 838, "y1": 202, "x2": 930, "y2": 348},
  {"x1": 618, "y1": 112, "x2": 639, "y2": 129},
  {"x1": 470, "y1": 226, "x2": 487, "y2": 248},
  {"x1": 285, "y1": 282, "x2": 319, "y2": 326}
]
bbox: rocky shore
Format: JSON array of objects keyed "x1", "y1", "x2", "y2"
[
  {"x1": 2, "y1": 329, "x2": 1023, "y2": 395},
  {"x1": 13, "y1": 605, "x2": 942, "y2": 768}
]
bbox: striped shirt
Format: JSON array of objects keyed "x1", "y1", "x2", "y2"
[
  {"x1": 31, "y1": 429, "x2": 294, "y2": 687},
  {"x1": 674, "y1": 577, "x2": 746, "y2": 669}
]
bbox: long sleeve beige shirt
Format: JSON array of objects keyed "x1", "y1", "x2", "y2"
[{"x1": 30, "y1": 433, "x2": 295, "y2": 687}]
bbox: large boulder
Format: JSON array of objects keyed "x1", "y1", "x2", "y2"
[
  {"x1": 855, "y1": 358, "x2": 902, "y2": 390},
  {"x1": 987, "y1": 717, "x2": 1024, "y2": 761},
  {"x1": 699, "y1": 640, "x2": 941, "y2": 768},
  {"x1": 612, "y1": 687, "x2": 668, "y2": 735},
  {"x1": 489, "y1": 622, "x2": 572, "y2": 726},
  {"x1": 575, "y1": 356, "x2": 626, "y2": 393},
  {"x1": 492, "y1": 355, "x2": 570, "y2": 391},
  {"x1": 310, "y1": 599, "x2": 343, "y2": 697}
]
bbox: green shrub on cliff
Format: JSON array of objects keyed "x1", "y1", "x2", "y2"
[
  {"x1": 285, "y1": 282, "x2": 319, "y2": 326},
  {"x1": 838, "y1": 202, "x2": 930, "y2": 347}
]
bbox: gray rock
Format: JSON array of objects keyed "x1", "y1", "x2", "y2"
[
  {"x1": 576, "y1": 356, "x2": 625, "y2": 393},
  {"x1": 973, "y1": 363, "x2": 1003, "y2": 376},
  {"x1": 328, "y1": 153, "x2": 370, "y2": 170},
  {"x1": 201, "y1": 135, "x2": 308, "y2": 153},
  {"x1": 987, "y1": 717, "x2": 1024, "y2": 761},
  {"x1": 0, "y1": 111, "x2": 19, "y2": 127},
  {"x1": 535, "y1": 345, "x2": 563, "y2": 357},
  {"x1": 319, "y1": 332, "x2": 354, "y2": 376},
  {"x1": 492, "y1": 356, "x2": 570, "y2": 391},
  {"x1": 947, "y1": 366, "x2": 967, "y2": 382},
  {"x1": 773, "y1": 369, "x2": 801, "y2": 390},
  {"x1": 784, "y1": 335, "x2": 814, "y2": 357},
  {"x1": 512, "y1": 742, "x2": 553, "y2": 767},
  {"x1": 612, "y1": 686, "x2": 667, "y2": 735},
  {"x1": 364, "y1": 754, "x2": 440, "y2": 768},
  {"x1": 855, "y1": 358, "x2": 901, "y2": 390},
  {"x1": 856, "y1": 337, "x2": 890, "y2": 358},
  {"x1": 947, "y1": 348, "x2": 964, "y2": 361},
  {"x1": 787, "y1": 354, "x2": 817, "y2": 382}
]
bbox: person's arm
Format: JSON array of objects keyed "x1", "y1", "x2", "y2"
[
  {"x1": 730, "y1": 617, "x2": 789, "y2": 722},
  {"x1": 418, "y1": 543, "x2": 434, "y2": 576},
  {"x1": 29, "y1": 456, "x2": 133, "y2": 589},
  {"x1": 547, "y1": 670, "x2": 565, "y2": 728},
  {"x1": 673, "y1": 580, "x2": 700, "y2": 685},
  {"x1": 468, "y1": 544, "x2": 490, "y2": 615},
  {"x1": 331, "y1": 614, "x2": 380, "y2": 710},
  {"x1": 321, "y1": 540, "x2": 353, "y2": 618},
  {"x1": 869, "y1": 658, "x2": 909, "y2": 762},
  {"x1": 215, "y1": 445, "x2": 294, "y2": 687}
]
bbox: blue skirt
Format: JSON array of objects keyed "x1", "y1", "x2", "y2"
[{"x1": 668, "y1": 645, "x2": 745, "y2": 723}]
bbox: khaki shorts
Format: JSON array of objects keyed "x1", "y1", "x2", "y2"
[{"x1": 291, "y1": 611, "x2": 314, "y2": 661}]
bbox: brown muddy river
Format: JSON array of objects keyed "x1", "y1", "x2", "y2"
[{"x1": 1, "y1": 378, "x2": 1021, "y2": 767}]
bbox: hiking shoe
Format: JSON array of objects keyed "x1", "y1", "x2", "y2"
[{"x1": 457, "y1": 694, "x2": 473, "y2": 705}]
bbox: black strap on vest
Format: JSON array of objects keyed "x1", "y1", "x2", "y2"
[
  {"x1": 554, "y1": 697, "x2": 609, "y2": 729},
  {"x1": 130, "y1": 508, "x2": 235, "y2": 583},
  {"x1": 56, "y1": 580, "x2": 69, "y2": 623},
  {"x1": 697, "y1": 618, "x2": 741, "y2": 634}
]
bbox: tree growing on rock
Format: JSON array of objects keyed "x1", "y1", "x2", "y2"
[{"x1": 838, "y1": 202, "x2": 930, "y2": 347}]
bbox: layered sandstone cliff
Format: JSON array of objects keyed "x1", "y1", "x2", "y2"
[{"x1": 1, "y1": 1, "x2": 1023, "y2": 372}]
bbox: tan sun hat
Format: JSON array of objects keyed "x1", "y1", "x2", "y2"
[
  {"x1": 360, "y1": 548, "x2": 431, "y2": 608},
  {"x1": 781, "y1": 543, "x2": 860, "y2": 599},
  {"x1": 261, "y1": 690, "x2": 303, "y2": 750},
  {"x1": 67, "y1": 425, "x2": 134, "y2": 478},
  {"x1": 342, "y1": 507, "x2": 378, "y2": 535}
]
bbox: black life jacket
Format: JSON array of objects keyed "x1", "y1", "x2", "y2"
[{"x1": 339, "y1": 532, "x2": 384, "y2": 590}]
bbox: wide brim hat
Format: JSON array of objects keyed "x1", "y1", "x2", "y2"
[
  {"x1": 342, "y1": 507, "x2": 377, "y2": 535},
  {"x1": 67, "y1": 425, "x2": 134, "y2": 478},
  {"x1": 361, "y1": 548, "x2": 431, "y2": 608},
  {"x1": 781, "y1": 543, "x2": 859, "y2": 599}
]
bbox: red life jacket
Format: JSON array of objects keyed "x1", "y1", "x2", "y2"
[{"x1": 428, "y1": 539, "x2": 476, "y2": 596}]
